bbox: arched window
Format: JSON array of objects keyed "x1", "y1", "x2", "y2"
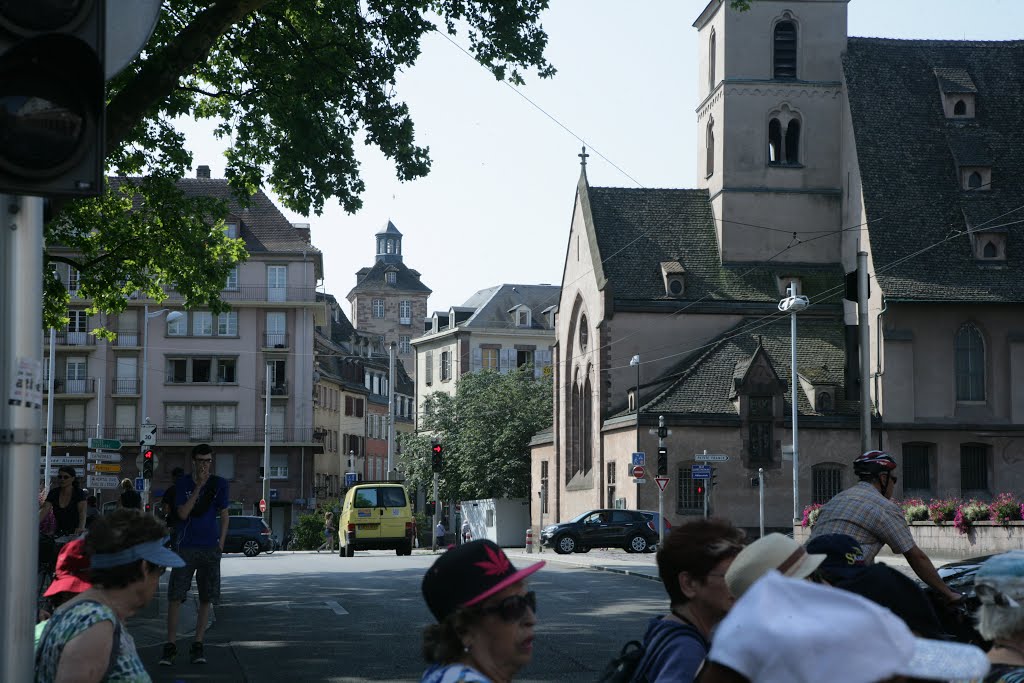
[
  {"x1": 768, "y1": 118, "x2": 782, "y2": 164},
  {"x1": 968, "y1": 171, "x2": 983, "y2": 189},
  {"x1": 785, "y1": 119, "x2": 800, "y2": 164},
  {"x1": 709, "y1": 30, "x2": 717, "y2": 90},
  {"x1": 579, "y1": 315, "x2": 588, "y2": 351},
  {"x1": 377, "y1": 237, "x2": 384, "y2": 253},
  {"x1": 954, "y1": 99, "x2": 967, "y2": 115},
  {"x1": 816, "y1": 391, "x2": 832, "y2": 413},
  {"x1": 983, "y1": 241, "x2": 998, "y2": 258},
  {"x1": 955, "y1": 324, "x2": 985, "y2": 401},
  {"x1": 706, "y1": 119, "x2": 715, "y2": 177},
  {"x1": 773, "y1": 20, "x2": 797, "y2": 79},
  {"x1": 386, "y1": 239, "x2": 394, "y2": 254},
  {"x1": 583, "y1": 376, "x2": 593, "y2": 475}
]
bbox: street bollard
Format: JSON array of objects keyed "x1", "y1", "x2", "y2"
[{"x1": 525, "y1": 528, "x2": 534, "y2": 554}]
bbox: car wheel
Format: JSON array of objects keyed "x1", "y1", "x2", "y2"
[
  {"x1": 555, "y1": 535, "x2": 576, "y2": 554},
  {"x1": 242, "y1": 540, "x2": 261, "y2": 557},
  {"x1": 627, "y1": 534, "x2": 648, "y2": 554}
]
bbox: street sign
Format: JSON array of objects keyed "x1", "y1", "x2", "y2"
[
  {"x1": 135, "y1": 477, "x2": 145, "y2": 492},
  {"x1": 345, "y1": 472, "x2": 358, "y2": 487},
  {"x1": 259, "y1": 499, "x2": 267, "y2": 513},
  {"x1": 694, "y1": 453, "x2": 729, "y2": 462},
  {"x1": 88, "y1": 437, "x2": 122, "y2": 450},
  {"x1": 632, "y1": 452, "x2": 645, "y2": 466},
  {"x1": 39, "y1": 456, "x2": 85, "y2": 467},
  {"x1": 634, "y1": 479, "x2": 646, "y2": 484},
  {"x1": 632, "y1": 465, "x2": 646, "y2": 479},
  {"x1": 691, "y1": 465, "x2": 712, "y2": 479},
  {"x1": 45, "y1": 467, "x2": 85, "y2": 478},
  {"x1": 140, "y1": 423, "x2": 157, "y2": 446},
  {"x1": 88, "y1": 463, "x2": 121, "y2": 473},
  {"x1": 88, "y1": 451, "x2": 122, "y2": 463},
  {"x1": 655, "y1": 477, "x2": 670, "y2": 492},
  {"x1": 87, "y1": 474, "x2": 119, "y2": 489}
]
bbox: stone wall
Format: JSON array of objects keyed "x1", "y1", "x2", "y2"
[{"x1": 794, "y1": 521, "x2": 1024, "y2": 558}]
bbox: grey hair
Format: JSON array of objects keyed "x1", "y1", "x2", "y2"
[{"x1": 976, "y1": 603, "x2": 1024, "y2": 641}]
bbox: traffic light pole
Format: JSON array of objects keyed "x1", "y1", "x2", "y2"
[
  {"x1": 656, "y1": 415, "x2": 667, "y2": 548},
  {"x1": 0, "y1": 194, "x2": 45, "y2": 681},
  {"x1": 431, "y1": 471, "x2": 439, "y2": 552}
]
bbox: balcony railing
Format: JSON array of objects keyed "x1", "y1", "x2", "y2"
[
  {"x1": 113, "y1": 331, "x2": 140, "y2": 347},
  {"x1": 112, "y1": 377, "x2": 140, "y2": 395},
  {"x1": 53, "y1": 377, "x2": 95, "y2": 394},
  {"x1": 163, "y1": 285, "x2": 319, "y2": 304},
  {"x1": 261, "y1": 380, "x2": 289, "y2": 396},
  {"x1": 53, "y1": 331, "x2": 95, "y2": 346},
  {"x1": 263, "y1": 332, "x2": 290, "y2": 349},
  {"x1": 48, "y1": 425, "x2": 319, "y2": 444}
]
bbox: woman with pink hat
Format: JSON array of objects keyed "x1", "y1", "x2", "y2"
[
  {"x1": 36, "y1": 538, "x2": 93, "y2": 643},
  {"x1": 421, "y1": 539, "x2": 544, "y2": 682}
]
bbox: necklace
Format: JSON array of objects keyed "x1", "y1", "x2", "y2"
[{"x1": 993, "y1": 640, "x2": 1024, "y2": 662}]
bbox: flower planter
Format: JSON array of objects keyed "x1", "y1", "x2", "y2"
[{"x1": 794, "y1": 520, "x2": 1024, "y2": 557}]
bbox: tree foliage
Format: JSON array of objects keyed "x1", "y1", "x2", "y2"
[
  {"x1": 398, "y1": 367, "x2": 552, "y2": 502},
  {"x1": 46, "y1": 0, "x2": 554, "y2": 327}
]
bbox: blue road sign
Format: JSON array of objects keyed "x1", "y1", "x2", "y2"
[
  {"x1": 134, "y1": 477, "x2": 145, "y2": 492},
  {"x1": 691, "y1": 465, "x2": 712, "y2": 479},
  {"x1": 632, "y1": 452, "x2": 646, "y2": 466},
  {"x1": 345, "y1": 472, "x2": 358, "y2": 487}
]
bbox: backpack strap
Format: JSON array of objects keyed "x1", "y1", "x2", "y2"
[{"x1": 634, "y1": 619, "x2": 708, "y2": 683}]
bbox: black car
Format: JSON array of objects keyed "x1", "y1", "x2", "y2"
[
  {"x1": 540, "y1": 509, "x2": 658, "y2": 554},
  {"x1": 224, "y1": 516, "x2": 273, "y2": 557},
  {"x1": 923, "y1": 554, "x2": 998, "y2": 647}
]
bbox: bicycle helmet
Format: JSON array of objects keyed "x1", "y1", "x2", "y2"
[{"x1": 853, "y1": 450, "x2": 897, "y2": 477}]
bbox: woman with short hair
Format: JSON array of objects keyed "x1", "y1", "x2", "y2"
[
  {"x1": 35, "y1": 510, "x2": 184, "y2": 682},
  {"x1": 40, "y1": 466, "x2": 87, "y2": 538},
  {"x1": 118, "y1": 478, "x2": 142, "y2": 511},
  {"x1": 420, "y1": 540, "x2": 543, "y2": 682},
  {"x1": 973, "y1": 550, "x2": 1024, "y2": 681}
]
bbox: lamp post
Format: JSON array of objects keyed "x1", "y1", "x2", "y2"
[
  {"x1": 630, "y1": 355, "x2": 641, "y2": 452},
  {"x1": 141, "y1": 305, "x2": 184, "y2": 511},
  {"x1": 778, "y1": 282, "x2": 809, "y2": 523}
]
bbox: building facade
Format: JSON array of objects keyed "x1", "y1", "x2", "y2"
[
  {"x1": 532, "y1": 0, "x2": 1024, "y2": 535},
  {"x1": 46, "y1": 166, "x2": 325, "y2": 537}
]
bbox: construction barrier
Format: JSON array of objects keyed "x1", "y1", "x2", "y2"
[{"x1": 525, "y1": 528, "x2": 534, "y2": 554}]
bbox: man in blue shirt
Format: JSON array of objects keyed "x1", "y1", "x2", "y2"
[{"x1": 160, "y1": 444, "x2": 229, "y2": 667}]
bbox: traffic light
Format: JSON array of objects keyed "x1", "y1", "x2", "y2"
[
  {"x1": 696, "y1": 484, "x2": 704, "y2": 496},
  {"x1": 657, "y1": 446, "x2": 668, "y2": 476},
  {"x1": 426, "y1": 501, "x2": 436, "y2": 515},
  {"x1": 0, "y1": 2, "x2": 106, "y2": 197},
  {"x1": 431, "y1": 442, "x2": 443, "y2": 472},
  {"x1": 142, "y1": 449, "x2": 154, "y2": 479}
]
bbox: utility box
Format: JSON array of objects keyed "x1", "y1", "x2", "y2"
[{"x1": 462, "y1": 498, "x2": 530, "y2": 547}]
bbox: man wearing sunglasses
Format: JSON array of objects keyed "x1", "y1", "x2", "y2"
[{"x1": 160, "y1": 443, "x2": 229, "y2": 667}]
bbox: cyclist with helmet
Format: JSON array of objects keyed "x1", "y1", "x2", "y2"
[{"x1": 809, "y1": 450, "x2": 963, "y2": 604}]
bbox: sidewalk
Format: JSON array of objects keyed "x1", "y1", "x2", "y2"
[{"x1": 130, "y1": 576, "x2": 215, "y2": 649}]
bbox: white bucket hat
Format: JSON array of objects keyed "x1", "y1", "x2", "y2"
[
  {"x1": 708, "y1": 571, "x2": 990, "y2": 683},
  {"x1": 724, "y1": 533, "x2": 825, "y2": 598}
]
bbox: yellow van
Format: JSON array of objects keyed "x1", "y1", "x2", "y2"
[{"x1": 338, "y1": 482, "x2": 414, "y2": 557}]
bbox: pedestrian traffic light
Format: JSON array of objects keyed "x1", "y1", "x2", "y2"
[
  {"x1": 426, "y1": 501, "x2": 436, "y2": 515},
  {"x1": 696, "y1": 484, "x2": 704, "y2": 496},
  {"x1": 142, "y1": 449, "x2": 154, "y2": 479},
  {"x1": 431, "y1": 442, "x2": 443, "y2": 472},
  {"x1": 657, "y1": 446, "x2": 668, "y2": 476},
  {"x1": 0, "y1": 2, "x2": 107, "y2": 197}
]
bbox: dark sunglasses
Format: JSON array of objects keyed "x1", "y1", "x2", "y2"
[
  {"x1": 478, "y1": 591, "x2": 537, "y2": 622},
  {"x1": 58, "y1": 475, "x2": 72, "y2": 480}
]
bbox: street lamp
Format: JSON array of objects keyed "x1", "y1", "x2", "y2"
[
  {"x1": 630, "y1": 355, "x2": 641, "y2": 452},
  {"x1": 778, "y1": 282, "x2": 809, "y2": 523},
  {"x1": 141, "y1": 305, "x2": 184, "y2": 509}
]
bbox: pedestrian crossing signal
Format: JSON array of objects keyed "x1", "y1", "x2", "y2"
[
  {"x1": 696, "y1": 484, "x2": 704, "y2": 495},
  {"x1": 142, "y1": 449, "x2": 154, "y2": 479}
]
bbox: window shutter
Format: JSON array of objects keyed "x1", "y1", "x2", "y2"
[
  {"x1": 345, "y1": 396, "x2": 353, "y2": 416},
  {"x1": 500, "y1": 349, "x2": 515, "y2": 374},
  {"x1": 426, "y1": 351, "x2": 433, "y2": 384},
  {"x1": 356, "y1": 399, "x2": 364, "y2": 418},
  {"x1": 472, "y1": 347, "x2": 482, "y2": 371}
]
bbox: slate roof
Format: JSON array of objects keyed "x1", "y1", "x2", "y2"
[
  {"x1": 462, "y1": 284, "x2": 561, "y2": 330},
  {"x1": 640, "y1": 315, "x2": 858, "y2": 419},
  {"x1": 933, "y1": 67, "x2": 977, "y2": 93},
  {"x1": 347, "y1": 259, "x2": 432, "y2": 298},
  {"x1": 111, "y1": 176, "x2": 318, "y2": 256},
  {"x1": 585, "y1": 186, "x2": 843, "y2": 304},
  {"x1": 376, "y1": 220, "x2": 402, "y2": 236},
  {"x1": 844, "y1": 38, "x2": 1024, "y2": 302}
]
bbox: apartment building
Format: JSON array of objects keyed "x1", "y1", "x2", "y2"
[{"x1": 45, "y1": 167, "x2": 325, "y2": 537}]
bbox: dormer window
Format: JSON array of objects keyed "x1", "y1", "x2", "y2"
[
  {"x1": 960, "y1": 166, "x2": 991, "y2": 191},
  {"x1": 509, "y1": 304, "x2": 531, "y2": 328},
  {"x1": 385, "y1": 271, "x2": 397, "y2": 284},
  {"x1": 970, "y1": 231, "x2": 1006, "y2": 262},
  {"x1": 660, "y1": 261, "x2": 685, "y2": 297},
  {"x1": 776, "y1": 276, "x2": 802, "y2": 297},
  {"x1": 934, "y1": 68, "x2": 977, "y2": 119}
]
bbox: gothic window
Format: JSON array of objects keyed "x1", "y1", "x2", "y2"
[
  {"x1": 983, "y1": 241, "x2": 998, "y2": 258},
  {"x1": 785, "y1": 119, "x2": 800, "y2": 164},
  {"x1": 768, "y1": 119, "x2": 782, "y2": 164},
  {"x1": 706, "y1": 119, "x2": 715, "y2": 177},
  {"x1": 968, "y1": 171, "x2": 983, "y2": 189},
  {"x1": 773, "y1": 20, "x2": 797, "y2": 79},
  {"x1": 954, "y1": 99, "x2": 967, "y2": 115},
  {"x1": 582, "y1": 377, "x2": 593, "y2": 475},
  {"x1": 815, "y1": 391, "x2": 832, "y2": 413},
  {"x1": 748, "y1": 396, "x2": 774, "y2": 463},
  {"x1": 955, "y1": 323, "x2": 985, "y2": 401},
  {"x1": 709, "y1": 30, "x2": 716, "y2": 90},
  {"x1": 579, "y1": 315, "x2": 588, "y2": 351}
]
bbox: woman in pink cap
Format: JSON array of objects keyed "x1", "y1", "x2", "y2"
[
  {"x1": 421, "y1": 539, "x2": 544, "y2": 682},
  {"x1": 36, "y1": 538, "x2": 93, "y2": 643}
]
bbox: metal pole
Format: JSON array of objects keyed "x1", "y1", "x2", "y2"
[
  {"x1": 0, "y1": 194, "x2": 45, "y2": 681},
  {"x1": 538, "y1": 484, "x2": 545, "y2": 553},
  {"x1": 758, "y1": 467, "x2": 765, "y2": 538},
  {"x1": 387, "y1": 341, "x2": 396, "y2": 478},
  {"x1": 703, "y1": 448, "x2": 709, "y2": 520},
  {"x1": 657, "y1": 415, "x2": 666, "y2": 547},
  {"x1": 262, "y1": 363, "x2": 271, "y2": 524},
  {"x1": 45, "y1": 327, "x2": 56, "y2": 486},
  {"x1": 141, "y1": 304, "x2": 150, "y2": 511},
  {"x1": 95, "y1": 376, "x2": 104, "y2": 438},
  {"x1": 431, "y1": 471, "x2": 440, "y2": 552},
  {"x1": 857, "y1": 251, "x2": 872, "y2": 453},
  {"x1": 790, "y1": 281, "x2": 800, "y2": 523}
]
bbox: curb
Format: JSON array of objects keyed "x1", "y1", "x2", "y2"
[{"x1": 506, "y1": 552, "x2": 661, "y2": 583}]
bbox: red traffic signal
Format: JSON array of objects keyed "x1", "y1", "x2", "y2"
[
  {"x1": 142, "y1": 449, "x2": 154, "y2": 479},
  {"x1": 430, "y1": 442, "x2": 443, "y2": 472},
  {"x1": 696, "y1": 484, "x2": 704, "y2": 495}
]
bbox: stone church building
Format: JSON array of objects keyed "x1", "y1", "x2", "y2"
[{"x1": 530, "y1": 0, "x2": 1024, "y2": 534}]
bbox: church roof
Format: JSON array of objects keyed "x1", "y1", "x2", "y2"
[
  {"x1": 639, "y1": 316, "x2": 858, "y2": 419},
  {"x1": 346, "y1": 259, "x2": 431, "y2": 299},
  {"x1": 584, "y1": 186, "x2": 843, "y2": 304},
  {"x1": 844, "y1": 38, "x2": 1024, "y2": 302},
  {"x1": 376, "y1": 220, "x2": 403, "y2": 236}
]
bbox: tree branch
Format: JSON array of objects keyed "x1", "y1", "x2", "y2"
[{"x1": 177, "y1": 85, "x2": 237, "y2": 99}]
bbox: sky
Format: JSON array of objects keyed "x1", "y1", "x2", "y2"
[{"x1": 176, "y1": 0, "x2": 1024, "y2": 321}]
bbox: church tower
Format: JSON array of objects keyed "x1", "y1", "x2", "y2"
[
  {"x1": 347, "y1": 221, "x2": 431, "y2": 366},
  {"x1": 693, "y1": 0, "x2": 849, "y2": 264}
]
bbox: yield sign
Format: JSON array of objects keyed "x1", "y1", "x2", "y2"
[{"x1": 655, "y1": 477, "x2": 670, "y2": 492}]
